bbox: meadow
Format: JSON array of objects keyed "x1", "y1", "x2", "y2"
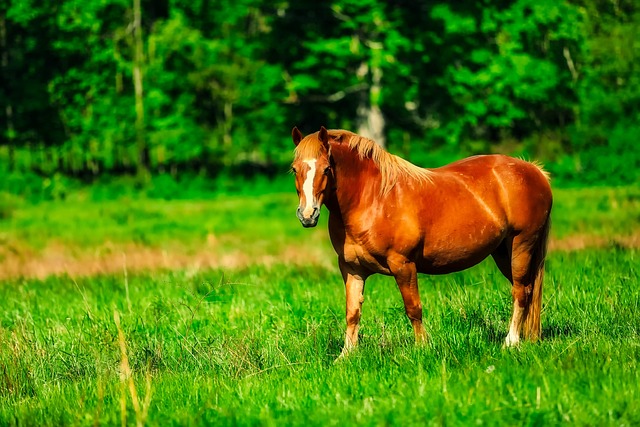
[{"x1": 0, "y1": 184, "x2": 639, "y2": 425}]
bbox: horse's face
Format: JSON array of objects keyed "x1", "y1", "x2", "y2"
[{"x1": 291, "y1": 126, "x2": 334, "y2": 228}]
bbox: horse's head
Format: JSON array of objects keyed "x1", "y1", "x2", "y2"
[{"x1": 291, "y1": 126, "x2": 335, "y2": 228}]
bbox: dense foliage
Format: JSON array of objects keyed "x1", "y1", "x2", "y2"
[{"x1": 0, "y1": 0, "x2": 638, "y2": 189}]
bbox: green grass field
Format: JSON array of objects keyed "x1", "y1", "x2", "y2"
[{"x1": 1, "y1": 185, "x2": 639, "y2": 425}]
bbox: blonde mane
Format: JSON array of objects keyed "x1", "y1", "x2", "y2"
[{"x1": 294, "y1": 129, "x2": 434, "y2": 195}]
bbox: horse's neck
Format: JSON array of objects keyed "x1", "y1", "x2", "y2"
[{"x1": 327, "y1": 145, "x2": 383, "y2": 216}]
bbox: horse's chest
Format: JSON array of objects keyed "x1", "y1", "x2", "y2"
[{"x1": 331, "y1": 228, "x2": 394, "y2": 275}]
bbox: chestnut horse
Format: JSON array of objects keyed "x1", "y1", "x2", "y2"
[{"x1": 291, "y1": 126, "x2": 552, "y2": 356}]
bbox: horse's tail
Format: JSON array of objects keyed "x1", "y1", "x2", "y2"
[{"x1": 523, "y1": 214, "x2": 551, "y2": 341}]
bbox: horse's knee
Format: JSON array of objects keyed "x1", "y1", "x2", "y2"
[{"x1": 346, "y1": 308, "x2": 361, "y2": 326}]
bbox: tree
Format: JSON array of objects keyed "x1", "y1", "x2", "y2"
[{"x1": 268, "y1": 0, "x2": 416, "y2": 148}]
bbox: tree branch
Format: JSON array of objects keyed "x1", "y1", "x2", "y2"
[{"x1": 283, "y1": 82, "x2": 369, "y2": 104}]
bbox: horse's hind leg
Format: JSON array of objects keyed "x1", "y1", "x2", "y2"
[
  {"x1": 502, "y1": 236, "x2": 534, "y2": 346},
  {"x1": 504, "y1": 223, "x2": 549, "y2": 346},
  {"x1": 491, "y1": 238, "x2": 528, "y2": 347}
]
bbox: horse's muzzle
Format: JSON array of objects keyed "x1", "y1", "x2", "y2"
[{"x1": 297, "y1": 206, "x2": 320, "y2": 228}]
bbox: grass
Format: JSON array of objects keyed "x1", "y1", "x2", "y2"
[
  {"x1": 1, "y1": 185, "x2": 639, "y2": 250},
  {"x1": 550, "y1": 186, "x2": 640, "y2": 239},
  {"x1": 0, "y1": 184, "x2": 639, "y2": 425},
  {"x1": 0, "y1": 185, "x2": 638, "y2": 278},
  {"x1": 0, "y1": 250, "x2": 638, "y2": 425}
]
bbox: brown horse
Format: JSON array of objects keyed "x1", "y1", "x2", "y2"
[{"x1": 291, "y1": 126, "x2": 552, "y2": 356}]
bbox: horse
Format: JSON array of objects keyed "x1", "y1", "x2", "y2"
[{"x1": 290, "y1": 126, "x2": 552, "y2": 356}]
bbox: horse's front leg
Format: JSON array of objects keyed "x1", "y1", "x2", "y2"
[
  {"x1": 390, "y1": 258, "x2": 428, "y2": 343},
  {"x1": 338, "y1": 259, "x2": 367, "y2": 358}
]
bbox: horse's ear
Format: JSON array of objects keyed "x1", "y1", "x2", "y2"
[
  {"x1": 318, "y1": 126, "x2": 329, "y2": 149},
  {"x1": 292, "y1": 126, "x2": 303, "y2": 146}
]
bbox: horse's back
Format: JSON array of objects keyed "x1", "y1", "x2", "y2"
[
  {"x1": 432, "y1": 154, "x2": 552, "y2": 232},
  {"x1": 434, "y1": 154, "x2": 543, "y2": 179}
]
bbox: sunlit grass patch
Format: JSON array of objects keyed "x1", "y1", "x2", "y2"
[{"x1": 0, "y1": 249, "x2": 638, "y2": 425}]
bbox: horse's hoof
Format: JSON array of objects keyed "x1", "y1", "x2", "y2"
[
  {"x1": 415, "y1": 332, "x2": 430, "y2": 346},
  {"x1": 334, "y1": 347, "x2": 354, "y2": 363},
  {"x1": 503, "y1": 337, "x2": 521, "y2": 349}
]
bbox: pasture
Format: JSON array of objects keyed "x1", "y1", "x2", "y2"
[{"x1": 1, "y1": 185, "x2": 639, "y2": 425}]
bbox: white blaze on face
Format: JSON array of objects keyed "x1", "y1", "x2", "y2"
[{"x1": 301, "y1": 159, "x2": 317, "y2": 217}]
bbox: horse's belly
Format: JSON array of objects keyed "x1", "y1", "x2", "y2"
[
  {"x1": 417, "y1": 229, "x2": 505, "y2": 274},
  {"x1": 416, "y1": 252, "x2": 490, "y2": 274}
]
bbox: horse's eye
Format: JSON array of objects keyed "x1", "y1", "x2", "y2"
[
  {"x1": 324, "y1": 167, "x2": 331, "y2": 175},
  {"x1": 292, "y1": 167, "x2": 297, "y2": 174}
]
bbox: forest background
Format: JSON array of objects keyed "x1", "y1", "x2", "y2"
[{"x1": 0, "y1": 0, "x2": 639, "y2": 202}]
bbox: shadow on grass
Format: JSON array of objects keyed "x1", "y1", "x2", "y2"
[
  {"x1": 463, "y1": 304, "x2": 580, "y2": 345},
  {"x1": 542, "y1": 322, "x2": 578, "y2": 340}
]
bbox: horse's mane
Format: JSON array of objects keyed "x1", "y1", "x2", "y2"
[{"x1": 294, "y1": 129, "x2": 434, "y2": 195}]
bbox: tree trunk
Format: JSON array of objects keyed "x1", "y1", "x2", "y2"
[
  {"x1": 132, "y1": 0, "x2": 148, "y2": 180},
  {"x1": 355, "y1": 61, "x2": 386, "y2": 148},
  {"x1": 223, "y1": 101, "x2": 232, "y2": 147},
  {"x1": 1, "y1": 14, "x2": 15, "y2": 171}
]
